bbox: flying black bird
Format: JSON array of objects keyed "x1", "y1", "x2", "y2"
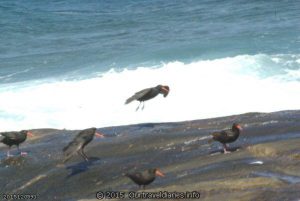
[
  {"x1": 125, "y1": 85, "x2": 170, "y2": 111},
  {"x1": 63, "y1": 127, "x2": 104, "y2": 162},
  {"x1": 125, "y1": 168, "x2": 165, "y2": 189},
  {"x1": 208, "y1": 123, "x2": 242, "y2": 154},
  {"x1": 0, "y1": 130, "x2": 34, "y2": 157}
]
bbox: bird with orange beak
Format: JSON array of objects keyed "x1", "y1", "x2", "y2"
[
  {"x1": 63, "y1": 127, "x2": 104, "y2": 162},
  {"x1": 125, "y1": 85, "x2": 170, "y2": 111},
  {"x1": 0, "y1": 130, "x2": 34, "y2": 157},
  {"x1": 208, "y1": 123, "x2": 243, "y2": 154},
  {"x1": 125, "y1": 168, "x2": 165, "y2": 189}
]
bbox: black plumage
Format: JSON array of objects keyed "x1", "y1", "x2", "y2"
[
  {"x1": 209, "y1": 123, "x2": 242, "y2": 154},
  {"x1": 0, "y1": 130, "x2": 33, "y2": 157},
  {"x1": 63, "y1": 127, "x2": 104, "y2": 163},
  {"x1": 125, "y1": 168, "x2": 165, "y2": 189},
  {"x1": 125, "y1": 85, "x2": 170, "y2": 110}
]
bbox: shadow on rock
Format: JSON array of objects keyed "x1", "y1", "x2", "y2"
[{"x1": 66, "y1": 157, "x2": 100, "y2": 178}]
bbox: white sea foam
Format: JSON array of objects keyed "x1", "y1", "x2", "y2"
[
  {"x1": 0, "y1": 54, "x2": 299, "y2": 131},
  {"x1": 249, "y1": 161, "x2": 264, "y2": 165}
]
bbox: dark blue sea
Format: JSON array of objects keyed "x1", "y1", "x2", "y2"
[{"x1": 0, "y1": 0, "x2": 299, "y2": 130}]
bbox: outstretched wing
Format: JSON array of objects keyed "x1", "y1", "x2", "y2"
[{"x1": 125, "y1": 88, "x2": 152, "y2": 104}]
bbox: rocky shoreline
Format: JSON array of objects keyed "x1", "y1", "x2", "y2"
[{"x1": 0, "y1": 110, "x2": 300, "y2": 201}]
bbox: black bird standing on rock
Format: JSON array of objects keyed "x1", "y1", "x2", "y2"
[
  {"x1": 0, "y1": 130, "x2": 34, "y2": 157},
  {"x1": 208, "y1": 123, "x2": 242, "y2": 154},
  {"x1": 125, "y1": 85, "x2": 170, "y2": 111},
  {"x1": 125, "y1": 168, "x2": 165, "y2": 189},
  {"x1": 63, "y1": 127, "x2": 104, "y2": 163}
]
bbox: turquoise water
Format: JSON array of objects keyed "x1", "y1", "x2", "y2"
[{"x1": 1, "y1": 0, "x2": 299, "y2": 82}]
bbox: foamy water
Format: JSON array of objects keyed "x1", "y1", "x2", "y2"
[{"x1": 0, "y1": 54, "x2": 299, "y2": 131}]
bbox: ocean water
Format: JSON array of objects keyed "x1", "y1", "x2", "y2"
[{"x1": 0, "y1": 0, "x2": 299, "y2": 131}]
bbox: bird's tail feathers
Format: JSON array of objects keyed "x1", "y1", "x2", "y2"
[
  {"x1": 62, "y1": 149, "x2": 76, "y2": 163},
  {"x1": 125, "y1": 96, "x2": 135, "y2": 104},
  {"x1": 62, "y1": 155, "x2": 71, "y2": 163},
  {"x1": 62, "y1": 142, "x2": 81, "y2": 163}
]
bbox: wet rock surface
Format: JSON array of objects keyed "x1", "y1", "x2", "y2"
[{"x1": 0, "y1": 111, "x2": 300, "y2": 201}]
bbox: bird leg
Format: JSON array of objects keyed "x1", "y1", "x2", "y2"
[
  {"x1": 7, "y1": 147, "x2": 14, "y2": 158},
  {"x1": 81, "y1": 149, "x2": 89, "y2": 161},
  {"x1": 141, "y1": 102, "x2": 145, "y2": 110},
  {"x1": 139, "y1": 185, "x2": 146, "y2": 190},
  {"x1": 78, "y1": 149, "x2": 89, "y2": 161},
  {"x1": 77, "y1": 150, "x2": 87, "y2": 161},
  {"x1": 17, "y1": 145, "x2": 28, "y2": 156},
  {"x1": 136, "y1": 102, "x2": 142, "y2": 111},
  {"x1": 223, "y1": 144, "x2": 231, "y2": 154}
]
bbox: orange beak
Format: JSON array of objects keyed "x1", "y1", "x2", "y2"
[
  {"x1": 95, "y1": 132, "x2": 105, "y2": 138},
  {"x1": 155, "y1": 169, "x2": 165, "y2": 177},
  {"x1": 236, "y1": 125, "x2": 243, "y2": 131},
  {"x1": 161, "y1": 86, "x2": 169, "y2": 97},
  {"x1": 27, "y1": 131, "x2": 34, "y2": 137}
]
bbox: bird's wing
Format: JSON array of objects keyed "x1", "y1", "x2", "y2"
[
  {"x1": 125, "y1": 88, "x2": 152, "y2": 104},
  {"x1": 0, "y1": 132, "x2": 18, "y2": 140},
  {"x1": 225, "y1": 130, "x2": 235, "y2": 138},
  {"x1": 212, "y1": 130, "x2": 230, "y2": 142},
  {"x1": 63, "y1": 138, "x2": 83, "y2": 152},
  {"x1": 126, "y1": 172, "x2": 142, "y2": 181}
]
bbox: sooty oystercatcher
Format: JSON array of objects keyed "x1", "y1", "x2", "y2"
[
  {"x1": 125, "y1": 85, "x2": 170, "y2": 111},
  {"x1": 208, "y1": 123, "x2": 242, "y2": 154},
  {"x1": 63, "y1": 127, "x2": 104, "y2": 162},
  {"x1": 125, "y1": 168, "x2": 165, "y2": 189},
  {"x1": 0, "y1": 130, "x2": 34, "y2": 157}
]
